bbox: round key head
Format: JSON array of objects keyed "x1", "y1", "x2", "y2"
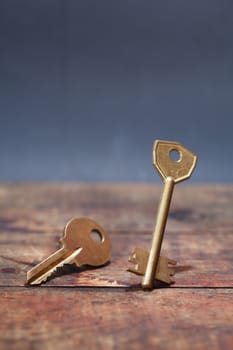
[
  {"x1": 61, "y1": 217, "x2": 112, "y2": 266},
  {"x1": 153, "y1": 140, "x2": 197, "y2": 183}
]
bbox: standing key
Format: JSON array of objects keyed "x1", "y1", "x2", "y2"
[
  {"x1": 142, "y1": 140, "x2": 197, "y2": 289},
  {"x1": 27, "y1": 217, "x2": 112, "y2": 285}
]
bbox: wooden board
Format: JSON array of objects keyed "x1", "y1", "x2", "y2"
[
  {"x1": 1, "y1": 288, "x2": 232, "y2": 350},
  {"x1": 1, "y1": 230, "x2": 232, "y2": 288},
  {"x1": 0, "y1": 183, "x2": 232, "y2": 349}
]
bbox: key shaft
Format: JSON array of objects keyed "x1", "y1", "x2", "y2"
[{"x1": 142, "y1": 176, "x2": 175, "y2": 289}]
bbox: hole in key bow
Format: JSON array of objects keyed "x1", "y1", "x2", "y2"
[
  {"x1": 169, "y1": 149, "x2": 181, "y2": 162},
  {"x1": 90, "y1": 229, "x2": 103, "y2": 242}
]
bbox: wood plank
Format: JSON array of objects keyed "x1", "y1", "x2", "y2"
[
  {"x1": 0, "y1": 184, "x2": 232, "y2": 350},
  {"x1": 0, "y1": 183, "x2": 233, "y2": 232},
  {"x1": 0, "y1": 288, "x2": 232, "y2": 350},
  {"x1": 0, "y1": 230, "x2": 232, "y2": 287},
  {"x1": 0, "y1": 184, "x2": 232, "y2": 287}
]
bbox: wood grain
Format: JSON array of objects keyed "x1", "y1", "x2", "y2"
[
  {"x1": 0, "y1": 288, "x2": 232, "y2": 350},
  {"x1": 0, "y1": 183, "x2": 233, "y2": 232},
  {"x1": 0, "y1": 183, "x2": 232, "y2": 349},
  {"x1": 0, "y1": 183, "x2": 232, "y2": 287},
  {"x1": 0, "y1": 230, "x2": 232, "y2": 287}
]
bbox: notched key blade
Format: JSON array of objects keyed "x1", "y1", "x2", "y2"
[{"x1": 26, "y1": 248, "x2": 82, "y2": 286}]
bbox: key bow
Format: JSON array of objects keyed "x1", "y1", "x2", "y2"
[{"x1": 154, "y1": 140, "x2": 197, "y2": 183}]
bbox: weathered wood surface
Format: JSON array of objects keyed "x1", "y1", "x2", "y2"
[
  {"x1": 1, "y1": 230, "x2": 232, "y2": 288},
  {"x1": 0, "y1": 288, "x2": 232, "y2": 350},
  {"x1": 0, "y1": 184, "x2": 232, "y2": 287},
  {"x1": 0, "y1": 183, "x2": 233, "y2": 349}
]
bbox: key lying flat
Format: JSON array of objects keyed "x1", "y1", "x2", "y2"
[
  {"x1": 128, "y1": 247, "x2": 176, "y2": 284},
  {"x1": 27, "y1": 217, "x2": 112, "y2": 285}
]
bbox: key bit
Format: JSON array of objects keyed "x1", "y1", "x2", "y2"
[
  {"x1": 128, "y1": 247, "x2": 176, "y2": 284},
  {"x1": 26, "y1": 217, "x2": 112, "y2": 285}
]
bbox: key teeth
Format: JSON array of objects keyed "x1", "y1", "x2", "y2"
[
  {"x1": 127, "y1": 265, "x2": 140, "y2": 275},
  {"x1": 127, "y1": 255, "x2": 139, "y2": 275},
  {"x1": 28, "y1": 269, "x2": 54, "y2": 285},
  {"x1": 167, "y1": 258, "x2": 177, "y2": 277},
  {"x1": 28, "y1": 260, "x2": 66, "y2": 285},
  {"x1": 128, "y1": 249, "x2": 137, "y2": 264},
  {"x1": 168, "y1": 266, "x2": 176, "y2": 277},
  {"x1": 127, "y1": 247, "x2": 148, "y2": 276},
  {"x1": 156, "y1": 257, "x2": 177, "y2": 284}
]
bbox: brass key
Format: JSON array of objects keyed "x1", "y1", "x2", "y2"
[
  {"x1": 128, "y1": 140, "x2": 197, "y2": 289},
  {"x1": 27, "y1": 217, "x2": 112, "y2": 285},
  {"x1": 142, "y1": 140, "x2": 197, "y2": 289}
]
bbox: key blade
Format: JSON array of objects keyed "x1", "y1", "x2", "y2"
[
  {"x1": 27, "y1": 247, "x2": 82, "y2": 285},
  {"x1": 153, "y1": 140, "x2": 197, "y2": 183}
]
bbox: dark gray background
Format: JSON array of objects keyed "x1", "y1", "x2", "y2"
[{"x1": 1, "y1": 0, "x2": 233, "y2": 182}]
